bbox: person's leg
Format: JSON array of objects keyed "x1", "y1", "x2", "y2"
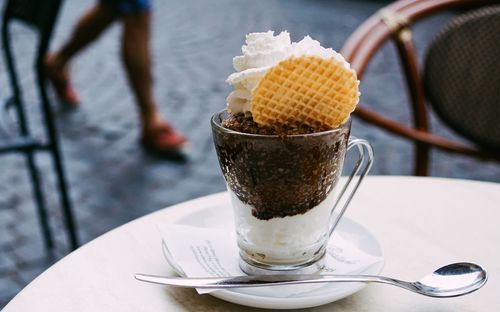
[
  {"x1": 121, "y1": 11, "x2": 186, "y2": 151},
  {"x1": 45, "y1": 4, "x2": 117, "y2": 104},
  {"x1": 120, "y1": 11, "x2": 157, "y2": 132}
]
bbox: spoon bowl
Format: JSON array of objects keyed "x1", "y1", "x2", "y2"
[{"x1": 413, "y1": 262, "x2": 488, "y2": 297}]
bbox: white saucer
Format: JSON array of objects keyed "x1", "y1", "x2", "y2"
[{"x1": 163, "y1": 194, "x2": 384, "y2": 310}]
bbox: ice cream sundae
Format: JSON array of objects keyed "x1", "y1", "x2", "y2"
[{"x1": 211, "y1": 31, "x2": 360, "y2": 272}]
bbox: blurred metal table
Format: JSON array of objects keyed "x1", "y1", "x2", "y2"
[{"x1": 3, "y1": 176, "x2": 500, "y2": 311}]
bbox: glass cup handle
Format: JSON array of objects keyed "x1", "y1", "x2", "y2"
[{"x1": 328, "y1": 137, "x2": 374, "y2": 237}]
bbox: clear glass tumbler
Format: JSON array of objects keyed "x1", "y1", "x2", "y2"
[{"x1": 211, "y1": 110, "x2": 373, "y2": 275}]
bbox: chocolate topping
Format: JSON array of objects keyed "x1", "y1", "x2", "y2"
[
  {"x1": 222, "y1": 112, "x2": 328, "y2": 135},
  {"x1": 212, "y1": 112, "x2": 350, "y2": 220}
]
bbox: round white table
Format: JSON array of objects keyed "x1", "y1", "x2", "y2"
[{"x1": 3, "y1": 176, "x2": 500, "y2": 311}]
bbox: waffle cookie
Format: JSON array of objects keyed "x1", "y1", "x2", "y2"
[{"x1": 251, "y1": 56, "x2": 359, "y2": 130}]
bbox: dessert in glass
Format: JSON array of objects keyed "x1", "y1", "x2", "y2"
[{"x1": 211, "y1": 31, "x2": 373, "y2": 275}]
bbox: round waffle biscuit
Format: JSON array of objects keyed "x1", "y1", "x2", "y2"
[{"x1": 251, "y1": 56, "x2": 359, "y2": 129}]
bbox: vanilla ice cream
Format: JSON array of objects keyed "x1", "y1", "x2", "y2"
[{"x1": 230, "y1": 189, "x2": 338, "y2": 265}]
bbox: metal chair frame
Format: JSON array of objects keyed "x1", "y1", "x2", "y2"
[
  {"x1": 1, "y1": 0, "x2": 78, "y2": 250},
  {"x1": 341, "y1": 0, "x2": 500, "y2": 176}
]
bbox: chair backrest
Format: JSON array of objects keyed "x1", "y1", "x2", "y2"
[
  {"x1": 424, "y1": 5, "x2": 500, "y2": 153},
  {"x1": 341, "y1": 0, "x2": 500, "y2": 176},
  {"x1": 1, "y1": 0, "x2": 63, "y2": 136},
  {"x1": 2, "y1": 0, "x2": 63, "y2": 57}
]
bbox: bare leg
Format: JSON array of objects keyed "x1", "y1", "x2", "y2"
[
  {"x1": 45, "y1": 5, "x2": 117, "y2": 104},
  {"x1": 121, "y1": 11, "x2": 159, "y2": 132},
  {"x1": 121, "y1": 11, "x2": 186, "y2": 151}
]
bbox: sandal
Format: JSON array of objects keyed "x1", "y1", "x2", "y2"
[
  {"x1": 44, "y1": 55, "x2": 80, "y2": 106},
  {"x1": 140, "y1": 123, "x2": 188, "y2": 160}
]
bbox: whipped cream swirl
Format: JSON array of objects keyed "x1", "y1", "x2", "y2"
[{"x1": 226, "y1": 31, "x2": 352, "y2": 114}]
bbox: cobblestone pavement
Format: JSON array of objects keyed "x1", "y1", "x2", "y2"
[{"x1": 1, "y1": 0, "x2": 499, "y2": 307}]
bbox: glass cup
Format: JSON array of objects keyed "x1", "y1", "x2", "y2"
[{"x1": 211, "y1": 110, "x2": 373, "y2": 275}]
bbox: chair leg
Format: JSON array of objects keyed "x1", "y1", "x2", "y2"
[
  {"x1": 36, "y1": 61, "x2": 79, "y2": 250},
  {"x1": 49, "y1": 145, "x2": 79, "y2": 250},
  {"x1": 414, "y1": 143, "x2": 430, "y2": 176},
  {"x1": 25, "y1": 152, "x2": 55, "y2": 252}
]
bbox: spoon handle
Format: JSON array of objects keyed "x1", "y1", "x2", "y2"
[{"x1": 135, "y1": 273, "x2": 405, "y2": 289}]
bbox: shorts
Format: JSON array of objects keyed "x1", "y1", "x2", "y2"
[{"x1": 100, "y1": 0, "x2": 151, "y2": 15}]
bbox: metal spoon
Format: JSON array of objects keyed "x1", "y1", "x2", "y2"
[{"x1": 135, "y1": 262, "x2": 487, "y2": 298}]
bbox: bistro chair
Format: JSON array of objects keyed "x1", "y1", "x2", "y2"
[
  {"x1": 341, "y1": 0, "x2": 500, "y2": 176},
  {"x1": 1, "y1": 0, "x2": 78, "y2": 250}
]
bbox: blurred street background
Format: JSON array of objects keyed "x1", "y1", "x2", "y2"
[{"x1": 1, "y1": 0, "x2": 499, "y2": 307}]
